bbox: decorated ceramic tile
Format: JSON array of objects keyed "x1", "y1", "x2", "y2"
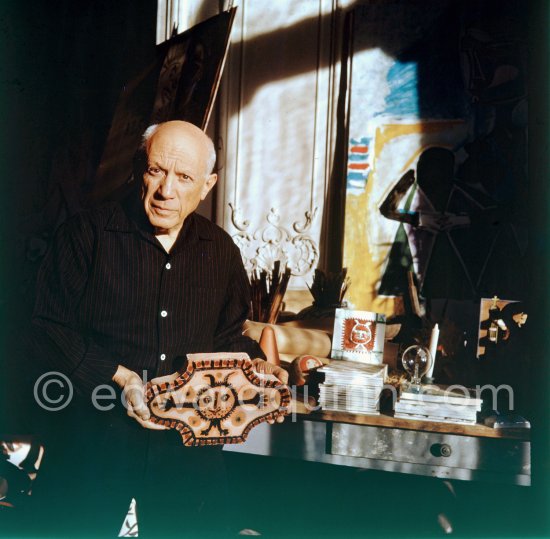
[
  {"x1": 289, "y1": 355, "x2": 325, "y2": 386},
  {"x1": 145, "y1": 355, "x2": 291, "y2": 446},
  {"x1": 331, "y1": 308, "x2": 386, "y2": 364}
]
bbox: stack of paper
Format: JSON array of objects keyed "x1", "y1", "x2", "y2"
[
  {"x1": 394, "y1": 384, "x2": 483, "y2": 425},
  {"x1": 318, "y1": 361, "x2": 387, "y2": 415}
]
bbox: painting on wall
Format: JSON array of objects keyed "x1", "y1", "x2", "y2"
[
  {"x1": 342, "y1": 0, "x2": 528, "y2": 319},
  {"x1": 92, "y1": 9, "x2": 236, "y2": 202}
]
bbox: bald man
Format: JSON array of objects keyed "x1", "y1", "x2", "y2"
[{"x1": 29, "y1": 121, "x2": 285, "y2": 537}]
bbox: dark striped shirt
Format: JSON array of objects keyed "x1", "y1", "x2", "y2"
[{"x1": 32, "y1": 194, "x2": 263, "y2": 393}]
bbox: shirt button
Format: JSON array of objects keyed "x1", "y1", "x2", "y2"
[
  {"x1": 161, "y1": 310, "x2": 168, "y2": 317},
  {"x1": 160, "y1": 354, "x2": 166, "y2": 361},
  {"x1": 165, "y1": 262, "x2": 171, "y2": 270}
]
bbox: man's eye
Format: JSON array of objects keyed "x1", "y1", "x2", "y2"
[
  {"x1": 147, "y1": 167, "x2": 162, "y2": 176},
  {"x1": 178, "y1": 174, "x2": 192, "y2": 182}
]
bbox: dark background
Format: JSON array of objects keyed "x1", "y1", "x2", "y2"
[{"x1": 1, "y1": 0, "x2": 157, "y2": 325}]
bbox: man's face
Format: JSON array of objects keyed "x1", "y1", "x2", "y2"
[{"x1": 141, "y1": 123, "x2": 217, "y2": 237}]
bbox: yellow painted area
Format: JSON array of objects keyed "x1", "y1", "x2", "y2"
[
  {"x1": 374, "y1": 121, "x2": 462, "y2": 158},
  {"x1": 343, "y1": 182, "x2": 398, "y2": 316},
  {"x1": 344, "y1": 120, "x2": 465, "y2": 317}
]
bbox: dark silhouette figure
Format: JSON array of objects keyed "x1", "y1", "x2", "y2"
[{"x1": 380, "y1": 147, "x2": 498, "y2": 300}]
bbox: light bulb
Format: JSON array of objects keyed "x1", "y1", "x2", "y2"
[{"x1": 401, "y1": 345, "x2": 432, "y2": 391}]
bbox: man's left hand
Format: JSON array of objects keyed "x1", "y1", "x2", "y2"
[{"x1": 251, "y1": 358, "x2": 289, "y2": 424}]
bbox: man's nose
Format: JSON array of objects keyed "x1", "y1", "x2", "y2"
[{"x1": 157, "y1": 173, "x2": 176, "y2": 198}]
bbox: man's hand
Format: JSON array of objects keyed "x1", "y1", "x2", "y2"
[
  {"x1": 112, "y1": 365, "x2": 167, "y2": 430},
  {"x1": 251, "y1": 358, "x2": 289, "y2": 424},
  {"x1": 251, "y1": 358, "x2": 288, "y2": 385}
]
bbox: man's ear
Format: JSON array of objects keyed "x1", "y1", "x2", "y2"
[{"x1": 200, "y1": 173, "x2": 218, "y2": 200}]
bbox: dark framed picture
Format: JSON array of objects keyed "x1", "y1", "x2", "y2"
[{"x1": 93, "y1": 9, "x2": 236, "y2": 201}]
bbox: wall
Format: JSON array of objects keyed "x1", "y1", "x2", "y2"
[
  {"x1": 2, "y1": 0, "x2": 157, "y2": 324},
  {"x1": 216, "y1": 0, "x2": 345, "y2": 301}
]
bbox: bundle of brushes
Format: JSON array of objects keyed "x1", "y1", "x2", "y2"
[
  {"x1": 308, "y1": 268, "x2": 350, "y2": 308},
  {"x1": 249, "y1": 261, "x2": 291, "y2": 324}
]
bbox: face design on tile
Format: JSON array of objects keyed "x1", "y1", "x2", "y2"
[
  {"x1": 350, "y1": 319, "x2": 372, "y2": 346},
  {"x1": 192, "y1": 373, "x2": 239, "y2": 436},
  {"x1": 196, "y1": 376, "x2": 238, "y2": 421},
  {"x1": 343, "y1": 318, "x2": 377, "y2": 352}
]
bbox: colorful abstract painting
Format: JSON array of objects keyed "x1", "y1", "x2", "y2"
[{"x1": 343, "y1": 0, "x2": 528, "y2": 317}]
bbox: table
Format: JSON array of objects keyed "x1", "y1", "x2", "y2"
[{"x1": 224, "y1": 407, "x2": 531, "y2": 486}]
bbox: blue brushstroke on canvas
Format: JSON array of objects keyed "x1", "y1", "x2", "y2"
[{"x1": 377, "y1": 62, "x2": 419, "y2": 117}]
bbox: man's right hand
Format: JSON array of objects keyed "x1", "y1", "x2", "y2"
[{"x1": 112, "y1": 365, "x2": 167, "y2": 430}]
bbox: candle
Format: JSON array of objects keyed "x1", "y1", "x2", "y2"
[{"x1": 427, "y1": 323, "x2": 439, "y2": 378}]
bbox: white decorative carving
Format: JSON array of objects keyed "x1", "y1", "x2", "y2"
[
  {"x1": 293, "y1": 207, "x2": 318, "y2": 234},
  {"x1": 230, "y1": 205, "x2": 319, "y2": 277},
  {"x1": 228, "y1": 202, "x2": 250, "y2": 231}
]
